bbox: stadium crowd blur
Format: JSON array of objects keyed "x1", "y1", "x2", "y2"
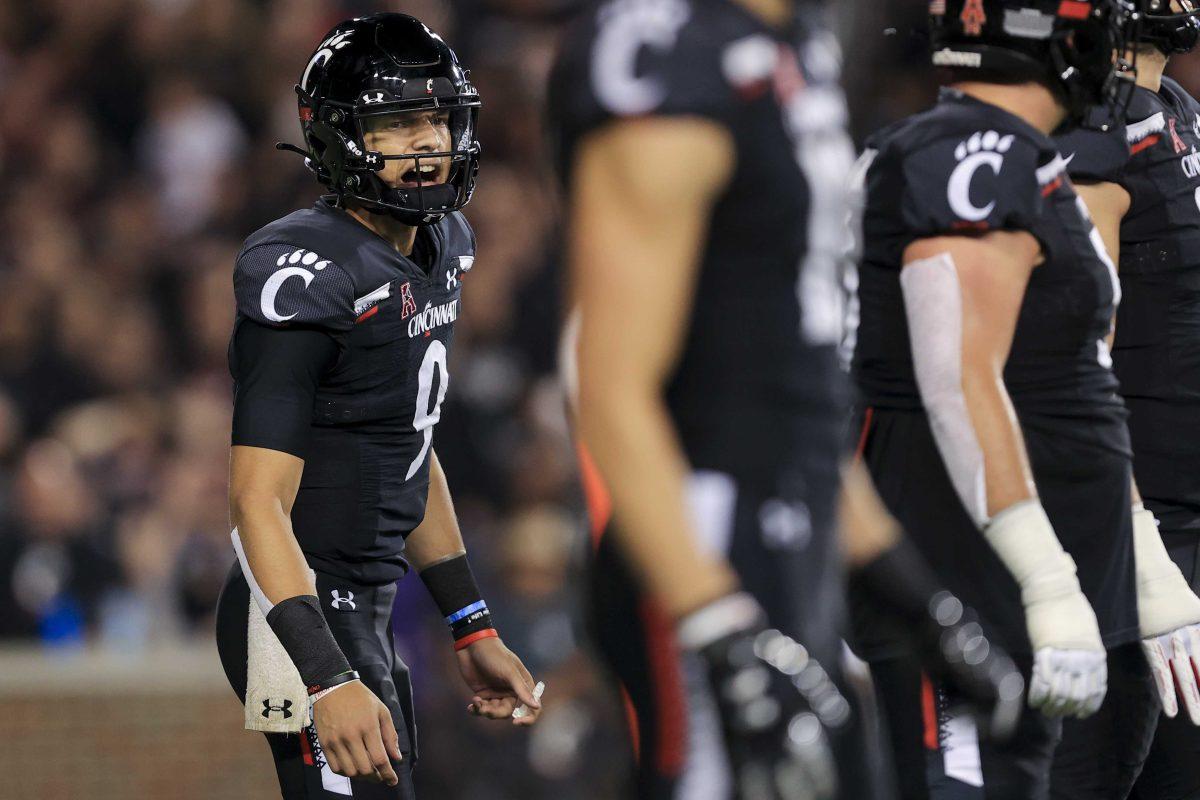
[{"x1": 0, "y1": 0, "x2": 1197, "y2": 796}]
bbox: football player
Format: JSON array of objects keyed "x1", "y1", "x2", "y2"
[
  {"x1": 851, "y1": 1, "x2": 1159, "y2": 797},
  {"x1": 213, "y1": 15, "x2": 541, "y2": 800},
  {"x1": 1055, "y1": 3, "x2": 1200, "y2": 797},
  {"x1": 550, "y1": 0, "x2": 1021, "y2": 797}
]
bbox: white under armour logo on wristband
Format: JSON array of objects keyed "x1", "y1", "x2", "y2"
[{"x1": 330, "y1": 590, "x2": 356, "y2": 611}]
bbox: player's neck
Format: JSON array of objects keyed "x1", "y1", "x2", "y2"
[
  {"x1": 732, "y1": 0, "x2": 792, "y2": 29},
  {"x1": 951, "y1": 81, "x2": 1067, "y2": 135},
  {"x1": 1132, "y1": 48, "x2": 1168, "y2": 93},
  {"x1": 346, "y1": 206, "x2": 418, "y2": 256}
]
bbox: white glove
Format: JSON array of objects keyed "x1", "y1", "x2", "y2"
[
  {"x1": 984, "y1": 500, "x2": 1107, "y2": 718},
  {"x1": 1133, "y1": 504, "x2": 1200, "y2": 723}
]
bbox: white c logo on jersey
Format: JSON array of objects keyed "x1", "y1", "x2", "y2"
[
  {"x1": 591, "y1": 0, "x2": 690, "y2": 115},
  {"x1": 261, "y1": 267, "x2": 315, "y2": 323},
  {"x1": 947, "y1": 150, "x2": 1004, "y2": 222}
]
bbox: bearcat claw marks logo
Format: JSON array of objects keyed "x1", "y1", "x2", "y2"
[
  {"x1": 260, "y1": 249, "x2": 332, "y2": 323},
  {"x1": 948, "y1": 130, "x2": 1015, "y2": 222},
  {"x1": 961, "y1": 0, "x2": 988, "y2": 35}
]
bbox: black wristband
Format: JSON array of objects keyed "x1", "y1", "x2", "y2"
[
  {"x1": 419, "y1": 555, "x2": 495, "y2": 641},
  {"x1": 849, "y1": 539, "x2": 947, "y2": 623},
  {"x1": 307, "y1": 669, "x2": 360, "y2": 697},
  {"x1": 265, "y1": 595, "x2": 352, "y2": 687}
]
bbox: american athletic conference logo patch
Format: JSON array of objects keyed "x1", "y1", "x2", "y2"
[
  {"x1": 400, "y1": 282, "x2": 418, "y2": 319},
  {"x1": 961, "y1": 0, "x2": 987, "y2": 35}
]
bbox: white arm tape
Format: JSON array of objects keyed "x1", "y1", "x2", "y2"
[
  {"x1": 232, "y1": 528, "x2": 275, "y2": 617},
  {"x1": 984, "y1": 500, "x2": 1077, "y2": 605},
  {"x1": 900, "y1": 252, "x2": 989, "y2": 527},
  {"x1": 1133, "y1": 505, "x2": 1200, "y2": 636}
]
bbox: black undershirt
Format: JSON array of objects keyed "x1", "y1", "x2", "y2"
[{"x1": 230, "y1": 321, "x2": 339, "y2": 458}]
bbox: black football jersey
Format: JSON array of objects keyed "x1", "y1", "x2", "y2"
[
  {"x1": 230, "y1": 198, "x2": 475, "y2": 584},
  {"x1": 550, "y1": 0, "x2": 854, "y2": 477},
  {"x1": 852, "y1": 89, "x2": 1137, "y2": 650},
  {"x1": 856, "y1": 89, "x2": 1127, "y2": 438},
  {"x1": 550, "y1": 0, "x2": 856, "y2": 663},
  {"x1": 1059, "y1": 78, "x2": 1200, "y2": 533}
]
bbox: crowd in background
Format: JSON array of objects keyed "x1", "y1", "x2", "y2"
[{"x1": 0, "y1": 1, "x2": 1196, "y2": 797}]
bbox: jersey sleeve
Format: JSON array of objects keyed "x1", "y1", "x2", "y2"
[
  {"x1": 1055, "y1": 117, "x2": 1129, "y2": 186},
  {"x1": 550, "y1": 4, "x2": 734, "y2": 175},
  {"x1": 230, "y1": 321, "x2": 340, "y2": 457},
  {"x1": 890, "y1": 130, "x2": 1046, "y2": 242},
  {"x1": 233, "y1": 243, "x2": 356, "y2": 331}
]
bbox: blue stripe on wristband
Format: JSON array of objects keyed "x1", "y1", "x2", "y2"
[{"x1": 445, "y1": 600, "x2": 488, "y2": 625}]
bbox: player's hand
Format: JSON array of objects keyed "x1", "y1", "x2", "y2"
[
  {"x1": 311, "y1": 680, "x2": 403, "y2": 785},
  {"x1": 1025, "y1": 592, "x2": 1107, "y2": 719},
  {"x1": 456, "y1": 635, "x2": 543, "y2": 726},
  {"x1": 1132, "y1": 505, "x2": 1200, "y2": 722},
  {"x1": 680, "y1": 593, "x2": 846, "y2": 800},
  {"x1": 983, "y1": 501, "x2": 1107, "y2": 718},
  {"x1": 917, "y1": 592, "x2": 1025, "y2": 741}
]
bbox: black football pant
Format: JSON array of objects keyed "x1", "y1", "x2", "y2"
[
  {"x1": 1129, "y1": 530, "x2": 1200, "y2": 800},
  {"x1": 872, "y1": 643, "x2": 1157, "y2": 800},
  {"x1": 1049, "y1": 642, "x2": 1159, "y2": 799},
  {"x1": 215, "y1": 562, "x2": 417, "y2": 799}
]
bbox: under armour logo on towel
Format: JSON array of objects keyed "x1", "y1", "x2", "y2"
[
  {"x1": 330, "y1": 590, "x2": 356, "y2": 611},
  {"x1": 262, "y1": 699, "x2": 294, "y2": 719}
]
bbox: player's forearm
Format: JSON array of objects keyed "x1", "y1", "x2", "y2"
[
  {"x1": 960, "y1": 364, "x2": 1037, "y2": 517},
  {"x1": 230, "y1": 493, "x2": 316, "y2": 602},
  {"x1": 578, "y1": 384, "x2": 738, "y2": 619},
  {"x1": 838, "y1": 460, "x2": 903, "y2": 567},
  {"x1": 406, "y1": 452, "x2": 467, "y2": 571}
]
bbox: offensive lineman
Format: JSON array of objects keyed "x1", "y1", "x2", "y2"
[
  {"x1": 214, "y1": 15, "x2": 541, "y2": 799},
  {"x1": 849, "y1": 1, "x2": 1185, "y2": 797},
  {"x1": 551, "y1": 0, "x2": 1020, "y2": 797},
  {"x1": 1054, "y1": 3, "x2": 1200, "y2": 797}
]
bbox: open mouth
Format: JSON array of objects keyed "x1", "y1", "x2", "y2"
[{"x1": 399, "y1": 162, "x2": 443, "y2": 187}]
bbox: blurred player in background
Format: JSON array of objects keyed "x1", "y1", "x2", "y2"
[
  {"x1": 214, "y1": 14, "x2": 541, "y2": 799},
  {"x1": 550, "y1": 0, "x2": 1021, "y2": 797},
  {"x1": 849, "y1": 1, "x2": 1179, "y2": 797},
  {"x1": 1055, "y1": 3, "x2": 1200, "y2": 797}
]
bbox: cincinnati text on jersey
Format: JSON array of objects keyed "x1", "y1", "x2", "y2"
[{"x1": 408, "y1": 299, "x2": 459, "y2": 338}]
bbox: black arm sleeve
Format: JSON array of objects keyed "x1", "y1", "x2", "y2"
[{"x1": 230, "y1": 320, "x2": 340, "y2": 458}]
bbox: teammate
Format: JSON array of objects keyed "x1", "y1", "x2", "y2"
[
  {"x1": 550, "y1": 0, "x2": 1020, "y2": 797},
  {"x1": 1054, "y1": 3, "x2": 1200, "y2": 796},
  {"x1": 214, "y1": 15, "x2": 541, "y2": 799},
  {"x1": 850, "y1": 1, "x2": 1168, "y2": 797}
]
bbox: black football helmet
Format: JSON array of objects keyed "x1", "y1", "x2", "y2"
[
  {"x1": 1140, "y1": 0, "x2": 1200, "y2": 54},
  {"x1": 282, "y1": 13, "x2": 482, "y2": 226},
  {"x1": 929, "y1": 0, "x2": 1139, "y2": 121}
]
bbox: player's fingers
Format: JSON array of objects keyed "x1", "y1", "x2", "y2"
[
  {"x1": 345, "y1": 737, "x2": 379, "y2": 782},
  {"x1": 378, "y1": 708, "x2": 403, "y2": 764},
  {"x1": 1028, "y1": 654, "x2": 1052, "y2": 710},
  {"x1": 473, "y1": 696, "x2": 518, "y2": 718},
  {"x1": 322, "y1": 740, "x2": 346, "y2": 777},
  {"x1": 1170, "y1": 632, "x2": 1200, "y2": 724},
  {"x1": 1144, "y1": 638, "x2": 1178, "y2": 717},
  {"x1": 1080, "y1": 663, "x2": 1106, "y2": 718},
  {"x1": 364, "y1": 732, "x2": 399, "y2": 787},
  {"x1": 505, "y1": 667, "x2": 540, "y2": 709}
]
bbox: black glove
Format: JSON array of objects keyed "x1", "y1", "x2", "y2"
[
  {"x1": 851, "y1": 541, "x2": 1025, "y2": 741},
  {"x1": 678, "y1": 593, "x2": 848, "y2": 800}
]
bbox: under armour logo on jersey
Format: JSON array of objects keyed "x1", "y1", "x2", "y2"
[
  {"x1": 947, "y1": 131, "x2": 1014, "y2": 223},
  {"x1": 400, "y1": 281, "x2": 418, "y2": 319},
  {"x1": 260, "y1": 250, "x2": 332, "y2": 323},
  {"x1": 262, "y1": 699, "x2": 294, "y2": 719},
  {"x1": 960, "y1": 0, "x2": 987, "y2": 36},
  {"x1": 361, "y1": 91, "x2": 385, "y2": 104},
  {"x1": 330, "y1": 590, "x2": 356, "y2": 611},
  {"x1": 446, "y1": 267, "x2": 459, "y2": 290}
]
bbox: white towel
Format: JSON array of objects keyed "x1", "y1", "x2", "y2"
[{"x1": 232, "y1": 529, "x2": 312, "y2": 733}]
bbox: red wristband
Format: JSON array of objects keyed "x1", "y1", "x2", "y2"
[{"x1": 453, "y1": 628, "x2": 498, "y2": 651}]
